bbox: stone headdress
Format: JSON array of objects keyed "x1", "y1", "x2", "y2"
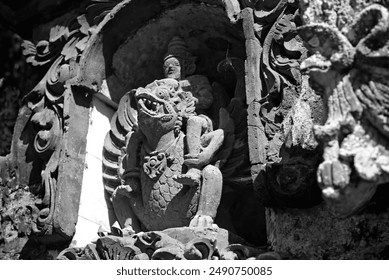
[{"x1": 163, "y1": 36, "x2": 197, "y2": 78}]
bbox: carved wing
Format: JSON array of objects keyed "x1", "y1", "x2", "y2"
[{"x1": 102, "y1": 90, "x2": 138, "y2": 194}]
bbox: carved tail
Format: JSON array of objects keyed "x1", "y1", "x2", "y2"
[{"x1": 102, "y1": 91, "x2": 138, "y2": 194}]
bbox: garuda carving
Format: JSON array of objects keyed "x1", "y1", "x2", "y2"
[
  {"x1": 298, "y1": 4, "x2": 389, "y2": 215},
  {"x1": 103, "y1": 36, "x2": 249, "y2": 235}
]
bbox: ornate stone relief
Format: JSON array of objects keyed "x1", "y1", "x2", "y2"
[
  {"x1": 236, "y1": 0, "x2": 324, "y2": 208},
  {"x1": 0, "y1": 2, "x2": 117, "y2": 257},
  {"x1": 58, "y1": 227, "x2": 280, "y2": 260},
  {"x1": 299, "y1": 3, "x2": 389, "y2": 216},
  {"x1": 2, "y1": 0, "x2": 364, "y2": 259},
  {"x1": 70, "y1": 0, "x2": 319, "y2": 259}
]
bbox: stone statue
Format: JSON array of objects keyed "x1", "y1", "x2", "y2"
[{"x1": 110, "y1": 37, "x2": 246, "y2": 234}]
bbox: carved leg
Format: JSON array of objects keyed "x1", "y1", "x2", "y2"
[
  {"x1": 175, "y1": 116, "x2": 207, "y2": 186},
  {"x1": 111, "y1": 188, "x2": 142, "y2": 235},
  {"x1": 190, "y1": 165, "x2": 222, "y2": 228}
]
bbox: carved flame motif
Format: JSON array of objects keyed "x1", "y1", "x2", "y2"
[{"x1": 299, "y1": 4, "x2": 389, "y2": 215}]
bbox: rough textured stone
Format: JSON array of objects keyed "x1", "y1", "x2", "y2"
[
  {"x1": 267, "y1": 190, "x2": 389, "y2": 259},
  {"x1": 266, "y1": 0, "x2": 389, "y2": 259}
]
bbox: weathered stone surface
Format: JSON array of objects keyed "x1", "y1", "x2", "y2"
[
  {"x1": 235, "y1": 0, "x2": 326, "y2": 209},
  {"x1": 299, "y1": 1, "x2": 389, "y2": 215},
  {"x1": 267, "y1": 193, "x2": 389, "y2": 259},
  {"x1": 266, "y1": 0, "x2": 389, "y2": 259},
  {"x1": 58, "y1": 226, "x2": 275, "y2": 260}
]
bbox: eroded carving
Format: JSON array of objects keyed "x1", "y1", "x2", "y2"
[
  {"x1": 298, "y1": 4, "x2": 389, "y2": 215},
  {"x1": 233, "y1": 0, "x2": 323, "y2": 207},
  {"x1": 0, "y1": 2, "x2": 118, "y2": 256},
  {"x1": 58, "y1": 227, "x2": 276, "y2": 260}
]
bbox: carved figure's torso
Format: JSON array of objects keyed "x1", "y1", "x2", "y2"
[{"x1": 128, "y1": 133, "x2": 200, "y2": 231}]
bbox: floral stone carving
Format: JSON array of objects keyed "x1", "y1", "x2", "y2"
[
  {"x1": 58, "y1": 227, "x2": 279, "y2": 260},
  {"x1": 237, "y1": 0, "x2": 324, "y2": 208},
  {"x1": 0, "y1": 1, "x2": 121, "y2": 258},
  {"x1": 299, "y1": 3, "x2": 389, "y2": 216}
]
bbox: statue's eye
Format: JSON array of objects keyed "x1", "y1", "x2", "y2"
[{"x1": 156, "y1": 89, "x2": 169, "y2": 99}]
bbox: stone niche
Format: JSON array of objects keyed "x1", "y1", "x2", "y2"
[{"x1": 80, "y1": 1, "x2": 245, "y2": 103}]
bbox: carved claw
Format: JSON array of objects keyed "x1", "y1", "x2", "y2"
[
  {"x1": 113, "y1": 184, "x2": 137, "y2": 198},
  {"x1": 189, "y1": 215, "x2": 217, "y2": 228},
  {"x1": 111, "y1": 221, "x2": 136, "y2": 237},
  {"x1": 318, "y1": 160, "x2": 351, "y2": 199},
  {"x1": 173, "y1": 168, "x2": 201, "y2": 186},
  {"x1": 121, "y1": 226, "x2": 136, "y2": 237},
  {"x1": 317, "y1": 158, "x2": 381, "y2": 216}
]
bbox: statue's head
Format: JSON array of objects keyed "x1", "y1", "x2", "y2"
[
  {"x1": 135, "y1": 78, "x2": 196, "y2": 140},
  {"x1": 163, "y1": 37, "x2": 196, "y2": 80}
]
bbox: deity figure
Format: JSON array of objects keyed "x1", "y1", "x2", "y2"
[{"x1": 163, "y1": 37, "x2": 219, "y2": 187}]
